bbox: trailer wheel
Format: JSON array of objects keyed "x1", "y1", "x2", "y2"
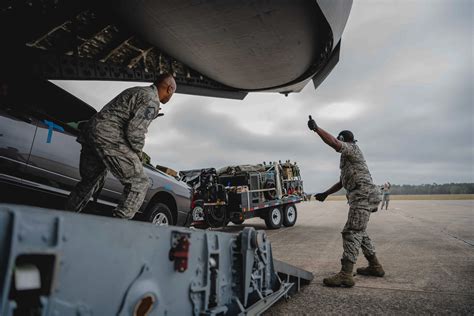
[
  {"x1": 265, "y1": 207, "x2": 283, "y2": 229},
  {"x1": 231, "y1": 213, "x2": 245, "y2": 225},
  {"x1": 231, "y1": 218, "x2": 245, "y2": 225},
  {"x1": 206, "y1": 206, "x2": 229, "y2": 228},
  {"x1": 191, "y1": 201, "x2": 205, "y2": 222},
  {"x1": 283, "y1": 204, "x2": 297, "y2": 227}
]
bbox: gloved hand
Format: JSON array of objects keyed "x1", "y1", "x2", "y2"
[
  {"x1": 314, "y1": 192, "x2": 328, "y2": 202},
  {"x1": 307, "y1": 115, "x2": 318, "y2": 131},
  {"x1": 139, "y1": 151, "x2": 151, "y2": 165}
]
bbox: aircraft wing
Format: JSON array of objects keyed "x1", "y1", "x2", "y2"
[{"x1": 1, "y1": 0, "x2": 352, "y2": 99}]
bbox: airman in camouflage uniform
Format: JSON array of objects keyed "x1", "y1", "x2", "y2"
[
  {"x1": 66, "y1": 74, "x2": 176, "y2": 219},
  {"x1": 381, "y1": 182, "x2": 391, "y2": 210},
  {"x1": 307, "y1": 116, "x2": 385, "y2": 288}
]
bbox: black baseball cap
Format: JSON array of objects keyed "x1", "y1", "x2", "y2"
[{"x1": 337, "y1": 130, "x2": 357, "y2": 143}]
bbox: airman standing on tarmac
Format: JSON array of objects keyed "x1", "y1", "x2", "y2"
[
  {"x1": 66, "y1": 73, "x2": 176, "y2": 219},
  {"x1": 307, "y1": 115, "x2": 384, "y2": 287},
  {"x1": 381, "y1": 182, "x2": 391, "y2": 210}
]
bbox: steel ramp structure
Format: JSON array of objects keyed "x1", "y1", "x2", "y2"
[
  {"x1": 0, "y1": 204, "x2": 312, "y2": 315},
  {"x1": 273, "y1": 259, "x2": 314, "y2": 295}
]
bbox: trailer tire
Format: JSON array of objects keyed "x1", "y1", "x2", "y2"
[
  {"x1": 265, "y1": 207, "x2": 283, "y2": 229},
  {"x1": 231, "y1": 218, "x2": 245, "y2": 225},
  {"x1": 283, "y1": 204, "x2": 297, "y2": 227},
  {"x1": 191, "y1": 200, "x2": 205, "y2": 222},
  {"x1": 206, "y1": 206, "x2": 229, "y2": 228}
]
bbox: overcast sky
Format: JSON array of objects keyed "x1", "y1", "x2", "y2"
[{"x1": 53, "y1": 0, "x2": 473, "y2": 193}]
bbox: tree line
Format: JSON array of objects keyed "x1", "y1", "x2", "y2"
[
  {"x1": 386, "y1": 183, "x2": 474, "y2": 195},
  {"x1": 331, "y1": 183, "x2": 474, "y2": 195}
]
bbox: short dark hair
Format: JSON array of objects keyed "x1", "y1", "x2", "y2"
[
  {"x1": 337, "y1": 130, "x2": 356, "y2": 143},
  {"x1": 154, "y1": 73, "x2": 174, "y2": 87}
]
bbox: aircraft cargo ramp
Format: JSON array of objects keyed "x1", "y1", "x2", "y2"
[{"x1": 0, "y1": 204, "x2": 312, "y2": 315}]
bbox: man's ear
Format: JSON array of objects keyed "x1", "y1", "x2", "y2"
[{"x1": 167, "y1": 85, "x2": 173, "y2": 94}]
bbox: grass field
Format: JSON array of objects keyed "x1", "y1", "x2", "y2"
[{"x1": 325, "y1": 194, "x2": 474, "y2": 201}]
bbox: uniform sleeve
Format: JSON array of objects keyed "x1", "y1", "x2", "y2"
[
  {"x1": 338, "y1": 142, "x2": 351, "y2": 155},
  {"x1": 338, "y1": 142, "x2": 359, "y2": 160},
  {"x1": 125, "y1": 91, "x2": 160, "y2": 154}
]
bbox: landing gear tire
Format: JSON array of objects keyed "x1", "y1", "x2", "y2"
[
  {"x1": 146, "y1": 203, "x2": 173, "y2": 226},
  {"x1": 265, "y1": 207, "x2": 283, "y2": 229},
  {"x1": 283, "y1": 204, "x2": 297, "y2": 227}
]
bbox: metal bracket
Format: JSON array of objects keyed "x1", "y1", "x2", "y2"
[{"x1": 169, "y1": 232, "x2": 191, "y2": 273}]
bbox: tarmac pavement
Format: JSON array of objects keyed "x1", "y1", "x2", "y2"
[{"x1": 224, "y1": 200, "x2": 474, "y2": 315}]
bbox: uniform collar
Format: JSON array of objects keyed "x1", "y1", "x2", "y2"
[{"x1": 150, "y1": 84, "x2": 159, "y2": 101}]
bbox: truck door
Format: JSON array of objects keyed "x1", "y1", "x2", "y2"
[
  {"x1": 27, "y1": 114, "x2": 126, "y2": 206},
  {"x1": 0, "y1": 106, "x2": 37, "y2": 186},
  {"x1": 22, "y1": 84, "x2": 124, "y2": 206}
]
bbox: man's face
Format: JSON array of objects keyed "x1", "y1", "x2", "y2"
[{"x1": 159, "y1": 81, "x2": 176, "y2": 104}]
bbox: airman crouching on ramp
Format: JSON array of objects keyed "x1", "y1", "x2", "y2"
[{"x1": 65, "y1": 74, "x2": 176, "y2": 219}]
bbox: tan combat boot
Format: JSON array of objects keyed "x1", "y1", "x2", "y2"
[
  {"x1": 323, "y1": 259, "x2": 355, "y2": 287},
  {"x1": 357, "y1": 254, "x2": 385, "y2": 277}
]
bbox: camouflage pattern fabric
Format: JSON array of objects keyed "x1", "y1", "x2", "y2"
[
  {"x1": 339, "y1": 142, "x2": 381, "y2": 208},
  {"x1": 338, "y1": 142, "x2": 380, "y2": 263},
  {"x1": 79, "y1": 85, "x2": 161, "y2": 155},
  {"x1": 341, "y1": 206, "x2": 376, "y2": 263},
  {"x1": 66, "y1": 85, "x2": 159, "y2": 218},
  {"x1": 65, "y1": 144, "x2": 108, "y2": 213},
  {"x1": 381, "y1": 194, "x2": 390, "y2": 209}
]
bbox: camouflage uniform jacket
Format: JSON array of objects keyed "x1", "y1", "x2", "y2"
[
  {"x1": 80, "y1": 85, "x2": 160, "y2": 155},
  {"x1": 338, "y1": 142, "x2": 380, "y2": 209}
]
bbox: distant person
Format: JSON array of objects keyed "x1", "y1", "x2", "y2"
[
  {"x1": 66, "y1": 73, "x2": 176, "y2": 219},
  {"x1": 308, "y1": 115, "x2": 385, "y2": 288},
  {"x1": 381, "y1": 182, "x2": 391, "y2": 210}
]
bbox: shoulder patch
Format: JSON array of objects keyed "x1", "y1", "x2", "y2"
[{"x1": 144, "y1": 107, "x2": 156, "y2": 119}]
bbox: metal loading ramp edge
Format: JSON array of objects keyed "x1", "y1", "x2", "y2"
[
  {"x1": 273, "y1": 259, "x2": 314, "y2": 294},
  {"x1": 0, "y1": 204, "x2": 313, "y2": 315}
]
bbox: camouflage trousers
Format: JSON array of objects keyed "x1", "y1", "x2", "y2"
[
  {"x1": 65, "y1": 142, "x2": 150, "y2": 219},
  {"x1": 341, "y1": 206, "x2": 376, "y2": 263},
  {"x1": 381, "y1": 194, "x2": 390, "y2": 209}
]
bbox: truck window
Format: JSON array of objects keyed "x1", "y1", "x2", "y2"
[{"x1": 1, "y1": 80, "x2": 96, "y2": 125}]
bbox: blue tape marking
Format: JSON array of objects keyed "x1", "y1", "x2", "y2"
[
  {"x1": 164, "y1": 184, "x2": 172, "y2": 191},
  {"x1": 44, "y1": 120, "x2": 64, "y2": 143}
]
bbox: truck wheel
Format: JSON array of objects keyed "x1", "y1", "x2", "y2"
[
  {"x1": 146, "y1": 203, "x2": 173, "y2": 226},
  {"x1": 283, "y1": 204, "x2": 297, "y2": 227},
  {"x1": 265, "y1": 207, "x2": 283, "y2": 229}
]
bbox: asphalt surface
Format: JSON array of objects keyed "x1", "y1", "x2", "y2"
[{"x1": 223, "y1": 200, "x2": 474, "y2": 315}]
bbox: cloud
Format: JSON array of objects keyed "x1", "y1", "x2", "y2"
[{"x1": 315, "y1": 101, "x2": 366, "y2": 121}]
